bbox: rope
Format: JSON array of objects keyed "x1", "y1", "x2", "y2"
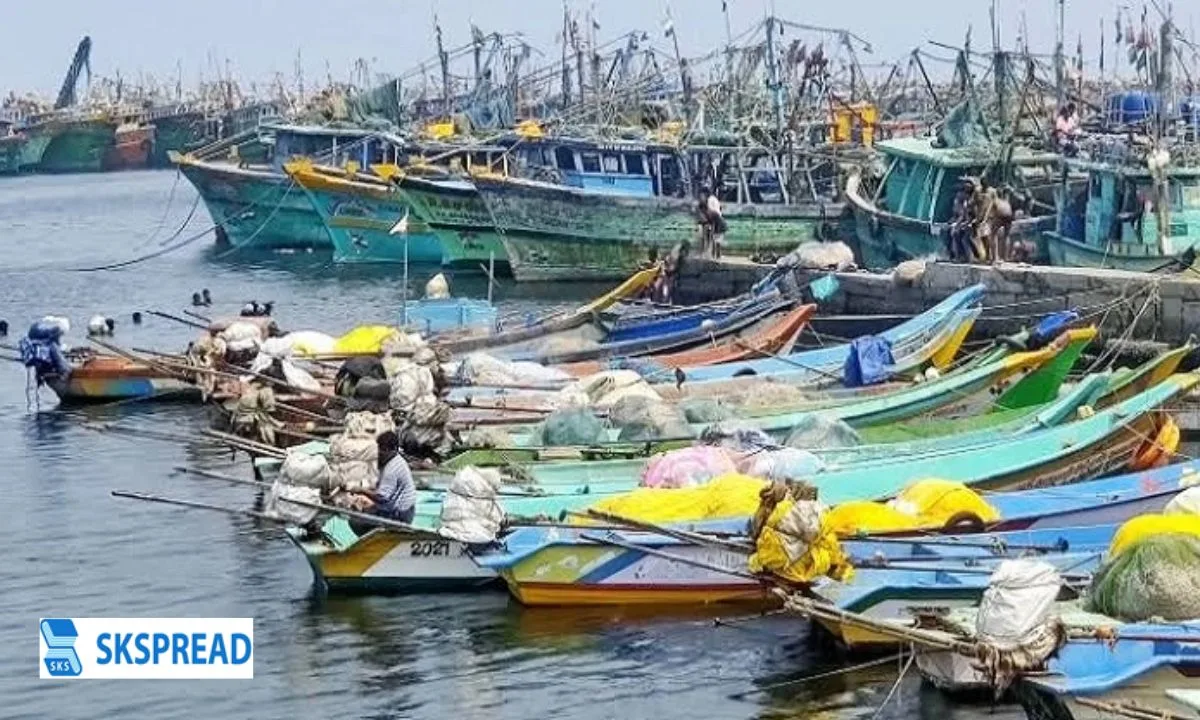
[
  {"x1": 210, "y1": 181, "x2": 298, "y2": 260},
  {"x1": 131, "y1": 168, "x2": 183, "y2": 251},
  {"x1": 867, "y1": 652, "x2": 914, "y2": 720}
]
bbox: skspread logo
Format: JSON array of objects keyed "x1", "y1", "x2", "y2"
[{"x1": 39, "y1": 618, "x2": 253, "y2": 679}]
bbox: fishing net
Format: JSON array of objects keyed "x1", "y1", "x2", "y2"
[
  {"x1": 679, "y1": 397, "x2": 736, "y2": 424},
  {"x1": 1165, "y1": 486, "x2": 1200, "y2": 515},
  {"x1": 608, "y1": 396, "x2": 693, "y2": 442},
  {"x1": 737, "y1": 448, "x2": 825, "y2": 483},
  {"x1": 559, "y1": 370, "x2": 661, "y2": 408},
  {"x1": 461, "y1": 427, "x2": 513, "y2": 449},
  {"x1": 700, "y1": 422, "x2": 774, "y2": 452},
  {"x1": 589, "y1": 473, "x2": 766, "y2": 524},
  {"x1": 736, "y1": 381, "x2": 814, "y2": 413},
  {"x1": 452, "y1": 352, "x2": 571, "y2": 387},
  {"x1": 1088, "y1": 533, "x2": 1200, "y2": 622},
  {"x1": 534, "y1": 407, "x2": 607, "y2": 447},
  {"x1": 640, "y1": 446, "x2": 738, "y2": 489},
  {"x1": 783, "y1": 414, "x2": 861, "y2": 450}
]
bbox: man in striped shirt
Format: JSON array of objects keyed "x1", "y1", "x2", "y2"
[{"x1": 372, "y1": 431, "x2": 416, "y2": 524}]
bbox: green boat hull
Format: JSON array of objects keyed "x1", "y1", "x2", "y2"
[
  {"x1": 0, "y1": 136, "x2": 24, "y2": 174},
  {"x1": 149, "y1": 112, "x2": 211, "y2": 168},
  {"x1": 35, "y1": 119, "x2": 117, "y2": 173},
  {"x1": 1044, "y1": 230, "x2": 1200, "y2": 272},
  {"x1": 179, "y1": 160, "x2": 331, "y2": 250},
  {"x1": 399, "y1": 177, "x2": 509, "y2": 267},
  {"x1": 17, "y1": 131, "x2": 52, "y2": 171},
  {"x1": 474, "y1": 175, "x2": 833, "y2": 281},
  {"x1": 296, "y1": 180, "x2": 444, "y2": 263}
]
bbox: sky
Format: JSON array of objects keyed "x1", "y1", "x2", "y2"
[{"x1": 0, "y1": 0, "x2": 1184, "y2": 97}]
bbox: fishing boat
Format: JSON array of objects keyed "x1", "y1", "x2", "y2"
[
  {"x1": 46, "y1": 354, "x2": 200, "y2": 404},
  {"x1": 101, "y1": 120, "x2": 155, "y2": 171},
  {"x1": 1013, "y1": 624, "x2": 1200, "y2": 720},
  {"x1": 401, "y1": 297, "x2": 498, "y2": 335},
  {"x1": 0, "y1": 117, "x2": 25, "y2": 174},
  {"x1": 1043, "y1": 141, "x2": 1200, "y2": 271},
  {"x1": 847, "y1": 135, "x2": 1063, "y2": 269},
  {"x1": 397, "y1": 172, "x2": 508, "y2": 268},
  {"x1": 145, "y1": 106, "x2": 213, "y2": 168},
  {"x1": 24, "y1": 113, "x2": 118, "y2": 174},
  {"x1": 433, "y1": 266, "x2": 661, "y2": 356},
  {"x1": 555, "y1": 302, "x2": 815, "y2": 377},
  {"x1": 496, "y1": 327, "x2": 1083, "y2": 449},
  {"x1": 173, "y1": 122, "x2": 389, "y2": 252},
  {"x1": 285, "y1": 159, "x2": 447, "y2": 264},
  {"x1": 474, "y1": 170, "x2": 841, "y2": 282}
]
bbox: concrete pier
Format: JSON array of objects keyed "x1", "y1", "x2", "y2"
[{"x1": 677, "y1": 258, "x2": 1200, "y2": 346}]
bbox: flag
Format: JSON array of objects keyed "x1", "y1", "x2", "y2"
[
  {"x1": 390, "y1": 211, "x2": 410, "y2": 235},
  {"x1": 721, "y1": 0, "x2": 728, "y2": 12},
  {"x1": 663, "y1": 4, "x2": 675, "y2": 37}
]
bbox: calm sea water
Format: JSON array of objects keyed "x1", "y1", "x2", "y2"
[{"x1": 0, "y1": 170, "x2": 1020, "y2": 719}]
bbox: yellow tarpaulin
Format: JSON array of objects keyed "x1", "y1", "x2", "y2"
[
  {"x1": 825, "y1": 479, "x2": 1000, "y2": 536},
  {"x1": 334, "y1": 326, "x2": 400, "y2": 355},
  {"x1": 748, "y1": 498, "x2": 854, "y2": 584},
  {"x1": 1109, "y1": 513, "x2": 1200, "y2": 557},
  {"x1": 587, "y1": 473, "x2": 766, "y2": 524}
]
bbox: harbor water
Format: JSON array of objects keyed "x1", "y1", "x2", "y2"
[{"x1": 0, "y1": 171, "x2": 1019, "y2": 719}]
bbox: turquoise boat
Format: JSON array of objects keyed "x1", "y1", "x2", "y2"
[
  {"x1": 1044, "y1": 148, "x2": 1200, "y2": 270},
  {"x1": 1014, "y1": 623, "x2": 1200, "y2": 720},
  {"x1": 175, "y1": 123, "x2": 385, "y2": 252},
  {"x1": 847, "y1": 136, "x2": 1062, "y2": 269}
]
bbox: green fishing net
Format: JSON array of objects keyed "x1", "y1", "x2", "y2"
[{"x1": 1088, "y1": 534, "x2": 1200, "y2": 622}]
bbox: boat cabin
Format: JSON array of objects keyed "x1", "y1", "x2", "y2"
[
  {"x1": 872, "y1": 137, "x2": 1058, "y2": 222},
  {"x1": 1062, "y1": 161, "x2": 1200, "y2": 252},
  {"x1": 259, "y1": 123, "x2": 391, "y2": 172},
  {"x1": 511, "y1": 137, "x2": 682, "y2": 198}
]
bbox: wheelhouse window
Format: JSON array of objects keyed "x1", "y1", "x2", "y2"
[
  {"x1": 580, "y1": 152, "x2": 602, "y2": 173},
  {"x1": 602, "y1": 154, "x2": 621, "y2": 173},
  {"x1": 554, "y1": 146, "x2": 577, "y2": 171},
  {"x1": 624, "y1": 153, "x2": 646, "y2": 175}
]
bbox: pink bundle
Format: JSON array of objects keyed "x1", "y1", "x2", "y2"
[{"x1": 640, "y1": 446, "x2": 738, "y2": 489}]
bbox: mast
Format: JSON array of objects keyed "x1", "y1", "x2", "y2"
[
  {"x1": 764, "y1": 16, "x2": 785, "y2": 145},
  {"x1": 1054, "y1": 0, "x2": 1066, "y2": 108},
  {"x1": 560, "y1": 4, "x2": 571, "y2": 106},
  {"x1": 435, "y1": 18, "x2": 450, "y2": 119}
]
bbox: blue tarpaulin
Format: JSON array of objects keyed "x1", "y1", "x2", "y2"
[
  {"x1": 1030, "y1": 309, "x2": 1080, "y2": 349},
  {"x1": 843, "y1": 335, "x2": 895, "y2": 387}
]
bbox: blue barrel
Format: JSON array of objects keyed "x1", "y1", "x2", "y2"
[{"x1": 1107, "y1": 91, "x2": 1158, "y2": 125}]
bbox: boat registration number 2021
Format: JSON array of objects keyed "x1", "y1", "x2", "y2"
[{"x1": 408, "y1": 541, "x2": 453, "y2": 557}]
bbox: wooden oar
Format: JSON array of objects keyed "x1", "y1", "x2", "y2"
[
  {"x1": 202, "y1": 429, "x2": 288, "y2": 458},
  {"x1": 173, "y1": 465, "x2": 270, "y2": 488},
  {"x1": 145, "y1": 309, "x2": 209, "y2": 331},
  {"x1": 183, "y1": 309, "x2": 213, "y2": 324}
]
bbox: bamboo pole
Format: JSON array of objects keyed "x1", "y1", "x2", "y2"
[{"x1": 144, "y1": 309, "x2": 209, "y2": 331}]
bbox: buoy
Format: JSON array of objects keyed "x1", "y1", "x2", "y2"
[{"x1": 87, "y1": 315, "x2": 108, "y2": 336}]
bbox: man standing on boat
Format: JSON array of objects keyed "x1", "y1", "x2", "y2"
[{"x1": 697, "y1": 185, "x2": 727, "y2": 258}]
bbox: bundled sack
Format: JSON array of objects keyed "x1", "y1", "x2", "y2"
[
  {"x1": 328, "y1": 434, "x2": 379, "y2": 492},
  {"x1": 452, "y1": 352, "x2": 572, "y2": 387},
  {"x1": 1088, "y1": 513, "x2": 1200, "y2": 621},
  {"x1": 699, "y1": 421, "x2": 775, "y2": 452},
  {"x1": 748, "y1": 493, "x2": 853, "y2": 584},
  {"x1": 608, "y1": 396, "x2": 693, "y2": 442},
  {"x1": 264, "y1": 481, "x2": 321, "y2": 526},
  {"x1": 589, "y1": 473, "x2": 766, "y2": 524},
  {"x1": 219, "y1": 320, "x2": 264, "y2": 354},
  {"x1": 1165, "y1": 486, "x2": 1200, "y2": 515},
  {"x1": 282, "y1": 330, "x2": 338, "y2": 357},
  {"x1": 535, "y1": 406, "x2": 607, "y2": 446},
  {"x1": 738, "y1": 448, "x2": 825, "y2": 482},
  {"x1": 641, "y1": 446, "x2": 738, "y2": 489},
  {"x1": 559, "y1": 370, "x2": 661, "y2": 409},
  {"x1": 438, "y1": 466, "x2": 505, "y2": 543},
  {"x1": 388, "y1": 361, "x2": 436, "y2": 414},
  {"x1": 784, "y1": 414, "x2": 861, "y2": 450},
  {"x1": 343, "y1": 411, "x2": 396, "y2": 439},
  {"x1": 972, "y1": 559, "x2": 1067, "y2": 692},
  {"x1": 280, "y1": 450, "x2": 332, "y2": 490}
]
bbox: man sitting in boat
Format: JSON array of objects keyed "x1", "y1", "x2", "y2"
[{"x1": 371, "y1": 430, "x2": 416, "y2": 524}]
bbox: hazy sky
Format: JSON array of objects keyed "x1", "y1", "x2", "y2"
[{"x1": 1, "y1": 1, "x2": 1177, "y2": 96}]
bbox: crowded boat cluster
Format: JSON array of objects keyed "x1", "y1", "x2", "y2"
[{"x1": 4, "y1": 260, "x2": 1199, "y2": 719}]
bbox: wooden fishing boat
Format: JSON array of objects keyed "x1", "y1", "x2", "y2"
[
  {"x1": 1013, "y1": 624, "x2": 1200, "y2": 720},
  {"x1": 433, "y1": 266, "x2": 660, "y2": 356},
  {"x1": 523, "y1": 294, "x2": 795, "y2": 366},
  {"x1": 803, "y1": 523, "x2": 1120, "y2": 649},
  {"x1": 476, "y1": 521, "x2": 766, "y2": 607},
  {"x1": 556, "y1": 303, "x2": 815, "y2": 377},
  {"x1": 846, "y1": 135, "x2": 1063, "y2": 269},
  {"x1": 495, "y1": 327, "x2": 1082, "y2": 449},
  {"x1": 475, "y1": 173, "x2": 841, "y2": 282},
  {"x1": 46, "y1": 355, "x2": 200, "y2": 403}
]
